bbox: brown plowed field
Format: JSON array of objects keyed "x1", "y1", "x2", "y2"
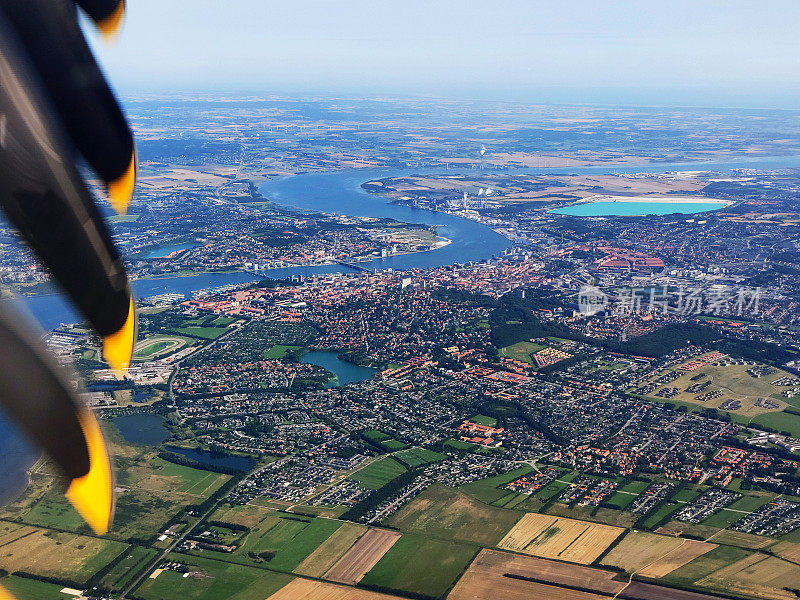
[
  {"x1": 448, "y1": 549, "x2": 615, "y2": 600},
  {"x1": 324, "y1": 528, "x2": 401, "y2": 584}
]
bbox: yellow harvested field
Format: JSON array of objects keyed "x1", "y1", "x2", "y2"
[
  {"x1": 324, "y1": 528, "x2": 401, "y2": 584},
  {"x1": 0, "y1": 522, "x2": 28, "y2": 546},
  {"x1": 601, "y1": 531, "x2": 716, "y2": 577},
  {"x1": 771, "y1": 541, "x2": 800, "y2": 563},
  {"x1": 698, "y1": 554, "x2": 800, "y2": 600},
  {"x1": 294, "y1": 523, "x2": 368, "y2": 577},
  {"x1": 449, "y1": 549, "x2": 614, "y2": 600},
  {"x1": 267, "y1": 578, "x2": 402, "y2": 600},
  {"x1": 498, "y1": 513, "x2": 624, "y2": 565},
  {"x1": 0, "y1": 528, "x2": 126, "y2": 584}
]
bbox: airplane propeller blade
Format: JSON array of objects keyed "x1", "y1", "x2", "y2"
[
  {"x1": 74, "y1": 0, "x2": 126, "y2": 40},
  {"x1": 0, "y1": 13, "x2": 136, "y2": 372},
  {"x1": 1, "y1": 0, "x2": 137, "y2": 214},
  {"x1": 0, "y1": 304, "x2": 114, "y2": 535}
]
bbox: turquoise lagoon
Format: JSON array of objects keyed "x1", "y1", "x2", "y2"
[{"x1": 551, "y1": 200, "x2": 729, "y2": 217}]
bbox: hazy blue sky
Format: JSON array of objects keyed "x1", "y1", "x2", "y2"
[{"x1": 86, "y1": 0, "x2": 800, "y2": 108}]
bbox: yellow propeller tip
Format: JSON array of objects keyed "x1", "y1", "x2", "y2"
[
  {"x1": 102, "y1": 299, "x2": 135, "y2": 375},
  {"x1": 65, "y1": 411, "x2": 114, "y2": 535},
  {"x1": 0, "y1": 583, "x2": 17, "y2": 600},
  {"x1": 97, "y1": 1, "x2": 126, "y2": 41},
  {"x1": 107, "y1": 150, "x2": 137, "y2": 215}
]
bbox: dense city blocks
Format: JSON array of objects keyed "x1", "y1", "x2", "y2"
[{"x1": 2, "y1": 95, "x2": 800, "y2": 600}]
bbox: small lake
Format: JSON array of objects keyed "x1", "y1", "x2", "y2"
[
  {"x1": 143, "y1": 242, "x2": 199, "y2": 259},
  {"x1": 301, "y1": 350, "x2": 377, "y2": 386},
  {"x1": 551, "y1": 200, "x2": 729, "y2": 217},
  {"x1": 165, "y1": 446, "x2": 255, "y2": 472},
  {"x1": 113, "y1": 413, "x2": 169, "y2": 445}
]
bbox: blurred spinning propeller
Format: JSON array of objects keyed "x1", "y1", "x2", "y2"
[{"x1": 0, "y1": 1, "x2": 135, "y2": 588}]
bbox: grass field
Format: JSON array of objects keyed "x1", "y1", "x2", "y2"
[
  {"x1": 136, "y1": 554, "x2": 293, "y2": 600},
  {"x1": 108, "y1": 491, "x2": 181, "y2": 542},
  {"x1": 600, "y1": 531, "x2": 716, "y2": 577},
  {"x1": 545, "y1": 503, "x2": 638, "y2": 529},
  {"x1": 499, "y1": 341, "x2": 546, "y2": 365},
  {"x1": 459, "y1": 467, "x2": 534, "y2": 504},
  {"x1": 0, "y1": 527, "x2": 127, "y2": 585},
  {"x1": 1, "y1": 575, "x2": 72, "y2": 600},
  {"x1": 20, "y1": 490, "x2": 88, "y2": 532},
  {"x1": 700, "y1": 493, "x2": 776, "y2": 529},
  {"x1": 469, "y1": 414, "x2": 498, "y2": 426},
  {"x1": 360, "y1": 532, "x2": 478, "y2": 599},
  {"x1": 642, "y1": 487, "x2": 700, "y2": 529},
  {"x1": 133, "y1": 335, "x2": 189, "y2": 360},
  {"x1": 750, "y1": 410, "x2": 800, "y2": 437},
  {"x1": 392, "y1": 447, "x2": 446, "y2": 468},
  {"x1": 604, "y1": 479, "x2": 649, "y2": 510},
  {"x1": 663, "y1": 545, "x2": 754, "y2": 587},
  {"x1": 498, "y1": 513, "x2": 624, "y2": 564},
  {"x1": 293, "y1": 523, "x2": 367, "y2": 578},
  {"x1": 171, "y1": 326, "x2": 229, "y2": 340},
  {"x1": 535, "y1": 471, "x2": 576, "y2": 502},
  {"x1": 7, "y1": 441, "x2": 230, "y2": 544},
  {"x1": 211, "y1": 317, "x2": 236, "y2": 326},
  {"x1": 113, "y1": 449, "x2": 229, "y2": 540},
  {"x1": 379, "y1": 440, "x2": 406, "y2": 451},
  {"x1": 99, "y1": 546, "x2": 159, "y2": 591},
  {"x1": 149, "y1": 458, "x2": 231, "y2": 496},
  {"x1": 361, "y1": 430, "x2": 389, "y2": 442},
  {"x1": 386, "y1": 484, "x2": 522, "y2": 546},
  {"x1": 263, "y1": 345, "x2": 301, "y2": 359},
  {"x1": 349, "y1": 457, "x2": 406, "y2": 490},
  {"x1": 212, "y1": 513, "x2": 343, "y2": 573},
  {"x1": 210, "y1": 505, "x2": 269, "y2": 529}
]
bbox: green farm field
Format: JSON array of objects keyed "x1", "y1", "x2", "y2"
[
  {"x1": 386, "y1": 484, "x2": 522, "y2": 547},
  {"x1": 360, "y1": 532, "x2": 478, "y2": 599},
  {"x1": 349, "y1": 457, "x2": 406, "y2": 489},
  {"x1": 136, "y1": 554, "x2": 293, "y2": 600},
  {"x1": 194, "y1": 513, "x2": 342, "y2": 573},
  {"x1": 605, "y1": 479, "x2": 650, "y2": 510},
  {"x1": 499, "y1": 341, "x2": 545, "y2": 365},
  {"x1": 1, "y1": 575, "x2": 72, "y2": 600}
]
